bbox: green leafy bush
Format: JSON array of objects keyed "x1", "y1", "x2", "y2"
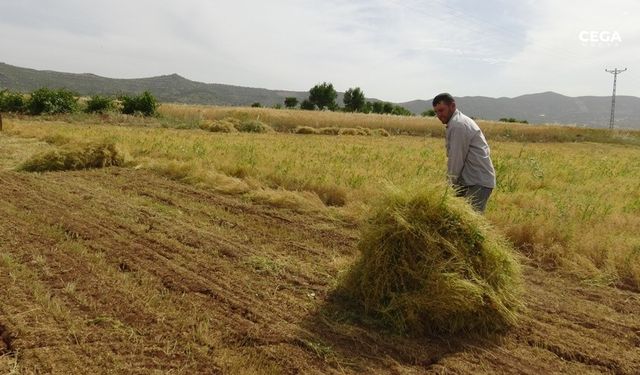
[
  {"x1": 0, "y1": 90, "x2": 27, "y2": 113},
  {"x1": 27, "y1": 88, "x2": 78, "y2": 115},
  {"x1": 120, "y1": 91, "x2": 158, "y2": 116},
  {"x1": 85, "y1": 95, "x2": 115, "y2": 113}
]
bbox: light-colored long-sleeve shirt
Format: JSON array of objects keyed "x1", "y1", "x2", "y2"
[{"x1": 445, "y1": 109, "x2": 496, "y2": 188}]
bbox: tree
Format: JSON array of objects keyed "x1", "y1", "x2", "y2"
[
  {"x1": 251, "y1": 102, "x2": 262, "y2": 108},
  {"x1": 284, "y1": 97, "x2": 298, "y2": 109},
  {"x1": 371, "y1": 101, "x2": 384, "y2": 114},
  {"x1": 309, "y1": 82, "x2": 337, "y2": 110},
  {"x1": 382, "y1": 102, "x2": 394, "y2": 114},
  {"x1": 363, "y1": 101, "x2": 373, "y2": 114},
  {"x1": 343, "y1": 87, "x2": 365, "y2": 112},
  {"x1": 300, "y1": 99, "x2": 315, "y2": 110},
  {"x1": 421, "y1": 109, "x2": 436, "y2": 117},
  {"x1": 392, "y1": 105, "x2": 413, "y2": 116}
]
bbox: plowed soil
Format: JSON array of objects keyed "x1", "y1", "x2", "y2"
[{"x1": 1, "y1": 167, "x2": 639, "y2": 374}]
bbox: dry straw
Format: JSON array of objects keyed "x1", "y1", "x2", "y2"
[
  {"x1": 340, "y1": 184, "x2": 523, "y2": 335},
  {"x1": 18, "y1": 141, "x2": 124, "y2": 172}
]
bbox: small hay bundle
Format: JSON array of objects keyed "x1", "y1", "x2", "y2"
[
  {"x1": 294, "y1": 126, "x2": 319, "y2": 135},
  {"x1": 341, "y1": 185, "x2": 523, "y2": 335},
  {"x1": 199, "y1": 119, "x2": 239, "y2": 133},
  {"x1": 19, "y1": 141, "x2": 124, "y2": 172}
]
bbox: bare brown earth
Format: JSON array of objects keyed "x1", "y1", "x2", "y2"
[{"x1": 0, "y1": 167, "x2": 639, "y2": 374}]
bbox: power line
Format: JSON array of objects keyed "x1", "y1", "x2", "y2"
[{"x1": 605, "y1": 67, "x2": 627, "y2": 129}]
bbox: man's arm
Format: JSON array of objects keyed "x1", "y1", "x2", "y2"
[{"x1": 447, "y1": 125, "x2": 470, "y2": 186}]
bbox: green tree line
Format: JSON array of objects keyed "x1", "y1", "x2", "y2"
[
  {"x1": 0, "y1": 88, "x2": 158, "y2": 116},
  {"x1": 279, "y1": 82, "x2": 415, "y2": 116}
]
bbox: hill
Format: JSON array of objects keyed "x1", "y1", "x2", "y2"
[
  {"x1": 1, "y1": 62, "x2": 639, "y2": 129},
  {"x1": 400, "y1": 92, "x2": 640, "y2": 129},
  {"x1": 0, "y1": 62, "x2": 311, "y2": 107}
]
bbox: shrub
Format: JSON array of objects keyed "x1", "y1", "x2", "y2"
[
  {"x1": 18, "y1": 141, "x2": 124, "y2": 172},
  {"x1": 338, "y1": 185, "x2": 523, "y2": 335},
  {"x1": 294, "y1": 126, "x2": 318, "y2": 135},
  {"x1": 27, "y1": 88, "x2": 78, "y2": 115},
  {"x1": 235, "y1": 119, "x2": 273, "y2": 133},
  {"x1": 0, "y1": 90, "x2": 26, "y2": 113},
  {"x1": 499, "y1": 117, "x2": 528, "y2": 124},
  {"x1": 120, "y1": 91, "x2": 158, "y2": 116},
  {"x1": 284, "y1": 97, "x2": 298, "y2": 109},
  {"x1": 422, "y1": 109, "x2": 436, "y2": 117},
  {"x1": 300, "y1": 99, "x2": 315, "y2": 111},
  {"x1": 85, "y1": 95, "x2": 115, "y2": 113}
]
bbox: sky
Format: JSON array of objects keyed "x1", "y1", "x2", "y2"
[{"x1": 1, "y1": 0, "x2": 639, "y2": 102}]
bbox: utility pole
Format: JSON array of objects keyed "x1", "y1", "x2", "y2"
[{"x1": 605, "y1": 68, "x2": 627, "y2": 130}]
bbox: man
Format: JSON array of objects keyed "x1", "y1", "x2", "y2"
[{"x1": 432, "y1": 93, "x2": 496, "y2": 213}]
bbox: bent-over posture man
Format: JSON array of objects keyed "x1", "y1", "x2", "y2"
[{"x1": 432, "y1": 93, "x2": 496, "y2": 213}]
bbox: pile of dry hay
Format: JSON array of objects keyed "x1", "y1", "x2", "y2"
[
  {"x1": 340, "y1": 185, "x2": 523, "y2": 335},
  {"x1": 18, "y1": 141, "x2": 124, "y2": 172}
]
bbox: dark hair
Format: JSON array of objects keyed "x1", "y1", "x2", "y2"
[{"x1": 432, "y1": 93, "x2": 455, "y2": 107}]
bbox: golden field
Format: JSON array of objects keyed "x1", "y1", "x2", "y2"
[{"x1": 1, "y1": 106, "x2": 639, "y2": 374}]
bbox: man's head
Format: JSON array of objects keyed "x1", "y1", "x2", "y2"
[{"x1": 432, "y1": 93, "x2": 456, "y2": 124}]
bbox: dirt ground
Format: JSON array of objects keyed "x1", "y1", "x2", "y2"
[{"x1": 0, "y1": 167, "x2": 639, "y2": 374}]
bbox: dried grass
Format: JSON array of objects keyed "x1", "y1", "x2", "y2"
[
  {"x1": 18, "y1": 141, "x2": 124, "y2": 172},
  {"x1": 339, "y1": 184, "x2": 523, "y2": 335}
]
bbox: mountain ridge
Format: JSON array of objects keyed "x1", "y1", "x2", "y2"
[{"x1": 1, "y1": 63, "x2": 638, "y2": 129}]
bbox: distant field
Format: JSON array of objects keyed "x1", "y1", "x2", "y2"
[
  {"x1": 1, "y1": 106, "x2": 640, "y2": 373},
  {"x1": 2, "y1": 107, "x2": 639, "y2": 291}
]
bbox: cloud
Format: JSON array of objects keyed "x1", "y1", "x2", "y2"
[
  {"x1": 0, "y1": 0, "x2": 638, "y2": 101},
  {"x1": 503, "y1": 0, "x2": 640, "y2": 96}
]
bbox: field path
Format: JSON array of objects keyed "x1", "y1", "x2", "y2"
[{"x1": 0, "y1": 168, "x2": 638, "y2": 374}]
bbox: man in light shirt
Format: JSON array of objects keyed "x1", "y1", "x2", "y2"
[{"x1": 432, "y1": 93, "x2": 496, "y2": 213}]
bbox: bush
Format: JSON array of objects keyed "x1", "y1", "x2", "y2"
[
  {"x1": 120, "y1": 91, "x2": 158, "y2": 116},
  {"x1": 284, "y1": 97, "x2": 298, "y2": 109},
  {"x1": 235, "y1": 119, "x2": 273, "y2": 133},
  {"x1": 338, "y1": 185, "x2": 523, "y2": 335},
  {"x1": 499, "y1": 117, "x2": 528, "y2": 124},
  {"x1": 85, "y1": 95, "x2": 115, "y2": 113},
  {"x1": 18, "y1": 141, "x2": 124, "y2": 172},
  {"x1": 0, "y1": 90, "x2": 26, "y2": 113},
  {"x1": 422, "y1": 109, "x2": 436, "y2": 117},
  {"x1": 27, "y1": 88, "x2": 78, "y2": 115},
  {"x1": 300, "y1": 99, "x2": 315, "y2": 111}
]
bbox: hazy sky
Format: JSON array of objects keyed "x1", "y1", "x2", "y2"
[{"x1": 1, "y1": 0, "x2": 639, "y2": 102}]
